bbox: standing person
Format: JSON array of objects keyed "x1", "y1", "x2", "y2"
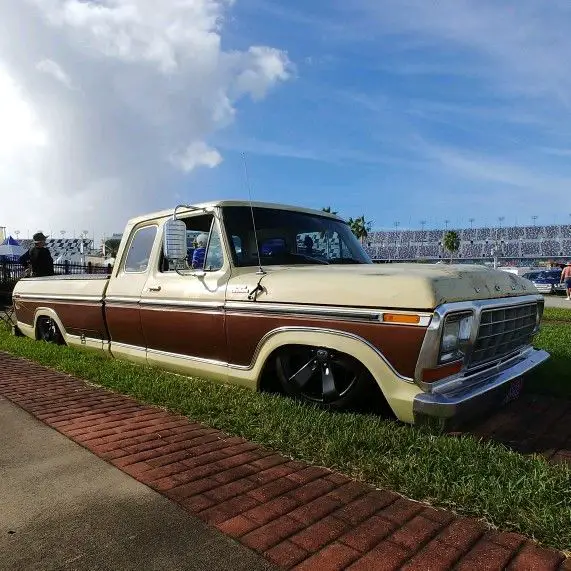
[
  {"x1": 19, "y1": 232, "x2": 54, "y2": 277},
  {"x1": 560, "y1": 261, "x2": 571, "y2": 301}
]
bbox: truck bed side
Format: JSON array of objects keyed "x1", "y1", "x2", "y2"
[{"x1": 13, "y1": 274, "x2": 110, "y2": 342}]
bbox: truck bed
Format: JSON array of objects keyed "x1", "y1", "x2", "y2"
[{"x1": 12, "y1": 275, "x2": 110, "y2": 342}]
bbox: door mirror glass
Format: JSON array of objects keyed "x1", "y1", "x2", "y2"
[{"x1": 163, "y1": 218, "x2": 188, "y2": 263}]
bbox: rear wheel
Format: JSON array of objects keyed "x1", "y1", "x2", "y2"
[
  {"x1": 275, "y1": 345, "x2": 378, "y2": 411},
  {"x1": 36, "y1": 317, "x2": 63, "y2": 345}
]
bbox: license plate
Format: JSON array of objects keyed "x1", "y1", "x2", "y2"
[{"x1": 502, "y1": 377, "x2": 524, "y2": 404}]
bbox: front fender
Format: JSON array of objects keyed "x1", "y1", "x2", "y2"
[{"x1": 248, "y1": 326, "x2": 422, "y2": 423}]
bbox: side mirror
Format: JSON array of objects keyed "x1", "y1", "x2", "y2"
[{"x1": 163, "y1": 218, "x2": 187, "y2": 264}]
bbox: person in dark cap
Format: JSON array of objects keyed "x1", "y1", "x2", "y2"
[{"x1": 19, "y1": 232, "x2": 54, "y2": 277}]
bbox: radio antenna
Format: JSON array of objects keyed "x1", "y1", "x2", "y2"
[{"x1": 242, "y1": 152, "x2": 265, "y2": 275}]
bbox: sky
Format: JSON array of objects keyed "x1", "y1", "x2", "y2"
[{"x1": 2, "y1": 0, "x2": 571, "y2": 243}]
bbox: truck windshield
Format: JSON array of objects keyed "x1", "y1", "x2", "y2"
[{"x1": 222, "y1": 206, "x2": 372, "y2": 267}]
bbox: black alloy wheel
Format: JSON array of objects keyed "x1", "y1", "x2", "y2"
[
  {"x1": 37, "y1": 317, "x2": 63, "y2": 344},
  {"x1": 275, "y1": 345, "x2": 372, "y2": 410}
]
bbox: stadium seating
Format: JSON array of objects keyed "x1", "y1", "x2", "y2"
[
  {"x1": 16, "y1": 238, "x2": 93, "y2": 263},
  {"x1": 367, "y1": 224, "x2": 571, "y2": 263}
]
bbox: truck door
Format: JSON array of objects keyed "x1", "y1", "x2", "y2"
[
  {"x1": 139, "y1": 210, "x2": 229, "y2": 381},
  {"x1": 105, "y1": 223, "x2": 159, "y2": 364}
]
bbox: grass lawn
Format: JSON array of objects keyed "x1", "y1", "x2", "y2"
[
  {"x1": 0, "y1": 326, "x2": 570, "y2": 551},
  {"x1": 529, "y1": 323, "x2": 571, "y2": 398},
  {"x1": 524, "y1": 305, "x2": 571, "y2": 398},
  {"x1": 543, "y1": 307, "x2": 571, "y2": 323}
]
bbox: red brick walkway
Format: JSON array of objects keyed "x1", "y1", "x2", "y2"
[{"x1": 0, "y1": 352, "x2": 567, "y2": 571}]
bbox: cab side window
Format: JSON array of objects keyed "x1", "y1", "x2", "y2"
[
  {"x1": 124, "y1": 225, "x2": 157, "y2": 273},
  {"x1": 204, "y1": 225, "x2": 223, "y2": 271}
]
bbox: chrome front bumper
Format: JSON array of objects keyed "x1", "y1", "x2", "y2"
[{"x1": 413, "y1": 348, "x2": 550, "y2": 423}]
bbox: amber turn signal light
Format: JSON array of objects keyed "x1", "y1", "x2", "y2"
[{"x1": 382, "y1": 313, "x2": 421, "y2": 324}]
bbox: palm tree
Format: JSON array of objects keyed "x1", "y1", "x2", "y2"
[
  {"x1": 443, "y1": 230, "x2": 460, "y2": 262},
  {"x1": 322, "y1": 206, "x2": 338, "y2": 216},
  {"x1": 348, "y1": 215, "x2": 372, "y2": 244}
]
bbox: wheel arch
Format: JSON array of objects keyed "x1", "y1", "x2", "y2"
[
  {"x1": 250, "y1": 326, "x2": 422, "y2": 422},
  {"x1": 33, "y1": 308, "x2": 67, "y2": 341}
]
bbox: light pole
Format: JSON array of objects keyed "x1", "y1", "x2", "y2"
[
  {"x1": 532, "y1": 215, "x2": 538, "y2": 226},
  {"x1": 469, "y1": 218, "x2": 475, "y2": 229},
  {"x1": 81, "y1": 231, "x2": 89, "y2": 265},
  {"x1": 445, "y1": 219, "x2": 450, "y2": 231},
  {"x1": 497, "y1": 216, "x2": 505, "y2": 241},
  {"x1": 491, "y1": 244, "x2": 499, "y2": 269}
]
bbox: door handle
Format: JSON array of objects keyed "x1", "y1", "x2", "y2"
[{"x1": 148, "y1": 285, "x2": 162, "y2": 292}]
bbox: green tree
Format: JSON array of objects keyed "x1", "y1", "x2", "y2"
[
  {"x1": 104, "y1": 238, "x2": 121, "y2": 258},
  {"x1": 443, "y1": 230, "x2": 460, "y2": 262},
  {"x1": 348, "y1": 215, "x2": 373, "y2": 244}
]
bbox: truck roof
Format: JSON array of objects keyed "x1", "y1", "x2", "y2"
[{"x1": 126, "y1": 200, "x2": 344, "y2": 227}]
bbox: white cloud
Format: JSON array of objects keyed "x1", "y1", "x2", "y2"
[
  {"x1": 36, "y1": 58, "x2": 73, "y2": 89},
  {"x1": 0, "y1": 0, "x2": 292, "y2": 236},
  {"x1": 233, "y1": 46, "x2": 293, "y2": 100},
  {"x1": 170, "y1": 142, "x2": 223, "y2": 172},
  {"x1": 0, "y1": 66, "x2": 48, "y2": 156},
  {"x1": 32, "y1": 0, "x2": 229, "y2": 73}
]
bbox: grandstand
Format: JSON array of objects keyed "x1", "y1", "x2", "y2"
[
  {"x1": 363, "y1": 224, "x2": 571, "y2": 264},
  {"x1": 18, "y1": 238, "x2": 94, "y2": 264}
]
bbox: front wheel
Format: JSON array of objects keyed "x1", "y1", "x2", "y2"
[
  {"x1": 275, "y1": 345, "x2": 377, "y2": 411},
  {"x1": 36, "y1": 317, "x2": 63, "y2": 344}
]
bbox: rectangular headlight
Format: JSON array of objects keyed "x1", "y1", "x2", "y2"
[{"x1": 439, "y1": 313, "x2": 473, "y2": 364}]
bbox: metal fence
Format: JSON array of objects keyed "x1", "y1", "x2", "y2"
[{"x1": 1, "y1": 260, "x2": 113, "y2": 289}]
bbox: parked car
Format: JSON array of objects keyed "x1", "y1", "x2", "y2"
[
  {"x1": 521, "y1": 270, "x2": 543, "y2": 281},
  {"x1": 12, "y1": 200, "x2": 549, "y2": 427},
  {"x1": 530, "y1": 269, "x2": 566, "y2": 295}
]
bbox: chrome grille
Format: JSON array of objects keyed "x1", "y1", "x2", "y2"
[{"x1": 470, "y1": 303, "x2": 537, "y2": 367}]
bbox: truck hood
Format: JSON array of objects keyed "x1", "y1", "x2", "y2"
[{"x1": 226, "y1": 264, "x2": 539, "y2": 310}]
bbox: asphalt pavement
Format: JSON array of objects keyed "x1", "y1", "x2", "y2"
[{"x1": 543, "y1": 294, "x2": 571, "y2": 309}]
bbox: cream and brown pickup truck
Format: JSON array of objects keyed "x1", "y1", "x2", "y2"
[{"x1": 12, "y1": 200, "x2": 549, "y2": 426}]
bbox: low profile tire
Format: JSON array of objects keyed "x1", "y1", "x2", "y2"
[
  {"x1": 36, "y1": 317, "x2": 63, "y2": 345},
  {"x1": 275, "y1": 345, "x2": 376, "y2": 411}
]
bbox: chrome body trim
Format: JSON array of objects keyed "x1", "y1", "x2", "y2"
[
  {"x1": 67, "y1": 334, "x2": 108, "y2": 346},
  {"x1": 13, "y1": 294, "x2": 104, "y2": 303},
  {"x1": 110, "y1": 341, "x2": 146, "y2": 352},
  {"x1": 146, "y1": 348, "x2": 226, "y2": 368},
  {"x1": 413, "y1": 348, "x2": 549, "y2": 420},
  {"x1": 105, "y1": 297, "x2": 140, "y2": 305},
  {"x1": 23, "y1": 294, "x2": 432, "y2": 326},
  {"x1": 140, "y1": 299, "x2": 224, "y2": 310},
  {"x1": 414, "y1": 294, "x2": 544, "y2": 390},
  {"x1": 225, "y1": 301, "x2": 432, "y2": 326}
]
